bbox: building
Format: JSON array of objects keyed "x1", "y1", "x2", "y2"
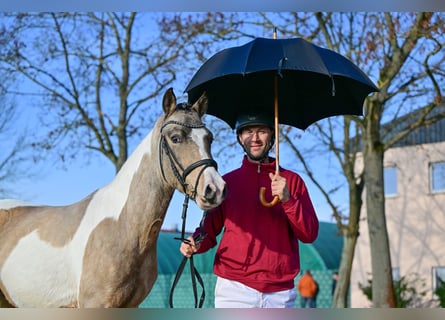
[
  {"x1": 351, "y1": 106, "x2": 445, "y2": 307},
  {"x1": 140, "y1": 221, "x2": 343, "y2": 308}
]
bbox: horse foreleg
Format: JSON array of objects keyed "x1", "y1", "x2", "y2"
[{"x1": 0, "y1": 290, "x2": 15, "y2": 308}]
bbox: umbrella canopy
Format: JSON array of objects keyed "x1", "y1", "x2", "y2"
[
  {"x1": 186, "y1": 36, "x2": 378, "y2": 206},
  {"x1": 186, "y1": 37, "x2": 378, "y2": 130}
]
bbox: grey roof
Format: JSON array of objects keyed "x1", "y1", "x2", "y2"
[
  {"x1": 382, "y1": 104, "x2": 445, "y2": 148},
  {"x1": 352, "y1": 104, "x2": 445, "y2": 151}
]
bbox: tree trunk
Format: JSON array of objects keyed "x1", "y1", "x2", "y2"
[
  {"x1": 333, "y1": 232, "x2": 357, "y2": 307},
  {"x1": 363, "y1": 108, "x2": 397, "y2": 307}
]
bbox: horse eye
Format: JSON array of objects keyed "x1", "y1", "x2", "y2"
[{"x1": 170, "y1": 135, "x2": 182, "y2": 144}]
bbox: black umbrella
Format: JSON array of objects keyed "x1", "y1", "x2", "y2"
[{"x1": 186, "y1": 34, "x2": 378, "y2": 206}]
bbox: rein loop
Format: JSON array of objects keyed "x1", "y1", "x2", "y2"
[{"x1": 169, "y1": 208, "x2": 208, "y2": 308}]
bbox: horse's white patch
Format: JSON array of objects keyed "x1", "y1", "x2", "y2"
[
  {"x1": 70, "y1": 131, "x2": 154, "y2": 294},
  {"x1": 190, "y1": 128, "x2": 225, "y2": 207},
  {"x1": 190, "y1": 128, "x2": 209, "y2": 160},
  {"x1": 1, "y1": 230, "x2": 76, "y2": 307},
  {"x1": 191, "y1": 128, "x2": 213, "y2": 191}
]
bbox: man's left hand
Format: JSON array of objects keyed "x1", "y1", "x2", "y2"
[{"x1": 269, "y1": 172, "x2": 290, "y2": 203}]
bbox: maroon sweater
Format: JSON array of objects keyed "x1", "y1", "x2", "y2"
[{"x1": 193, "y1": 156, "x2": 319, "y2": 293}]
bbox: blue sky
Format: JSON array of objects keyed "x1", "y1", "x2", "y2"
[
  {"x1": 3, "y1": 8, "x2": 443, "y2": 233},
  {"x1": 1, "y1": 12, "x2": 345, "y2": 232}
]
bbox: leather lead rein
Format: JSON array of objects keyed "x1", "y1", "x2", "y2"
[{"x1": 169, "y1": 208, "x2": 208, "y2": 308}]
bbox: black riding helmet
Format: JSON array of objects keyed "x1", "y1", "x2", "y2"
[
  {"x1": 235, "y1": 113, "x2": 275, "y2": 161},
  {"x1": 235, "y1": 113, "x2": 275, "y2": 134}
]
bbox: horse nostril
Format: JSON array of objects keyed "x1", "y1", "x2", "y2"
[
  {"x1": 204, "y1": 183, "x2": 226, "y2": 204},
  {"x1": 205, "y1": 185, "x2": 216, "y2": 202}
]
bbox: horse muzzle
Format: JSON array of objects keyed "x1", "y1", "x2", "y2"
[{"x1": 195, "y1": 168, "x2": 226, "y2": 210}]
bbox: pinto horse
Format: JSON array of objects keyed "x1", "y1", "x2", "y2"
[{"x1": 0, "y1": 88, "x2": 226, "y2": 307}]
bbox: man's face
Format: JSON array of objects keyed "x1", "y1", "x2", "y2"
[{"x1": 238, "y1": 125, "x2": 273, "y2": 161}]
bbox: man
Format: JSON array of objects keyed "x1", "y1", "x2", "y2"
[
  {"x1": 180, "y1": 113, "x2": 319, "y2": 308},
  {"x1": 297, "y1": 270, "x2": 318, "y2": 308}
]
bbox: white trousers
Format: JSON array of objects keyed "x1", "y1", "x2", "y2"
[{"x1": 214, "y1": 276, "x2": 297, "y2": 308}]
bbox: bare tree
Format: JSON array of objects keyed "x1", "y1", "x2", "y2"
[
  {"x1": 0, "y1": 12, "x2": 201, "y2": 173},
  {"x1": 280, "y1": 12, "x2": 444, "y2": 307},
  {"x1": 158, "y1": 12, "x2": 445, "y2": 307},
  {"x1": 0, "y1": 96, "x2": 29, "y2": 198},
  {"x1": 1, "y1": 12, "x2": 443, "y2": 308},
  {"x1": 362, "y1": 12, "x2": 444, "y2": 307}
]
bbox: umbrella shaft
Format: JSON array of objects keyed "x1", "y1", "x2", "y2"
[{"x1": 274, "y1": 74, "x2": 280, "y2": 174}]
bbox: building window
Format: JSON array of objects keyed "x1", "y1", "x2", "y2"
[
  {"x1": 430, "y1": 161, "x2": 445, "y2": 193},
  {"x1": 392, "y1": 267, "x2": 400, "y2": 281},
  {"x1": 432, "y1": 267, "x2": 445, "y2": 291},
  {"x1": 384, "y1": 166, "x2": 398, "y2": 197}
]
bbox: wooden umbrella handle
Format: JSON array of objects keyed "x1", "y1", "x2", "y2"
[
  {"x1": 259, "y1": 187, "x2": 279, "y2": 207},
  {"x1": 259, "y1": 45, "x2": 281, "y2": 208}
]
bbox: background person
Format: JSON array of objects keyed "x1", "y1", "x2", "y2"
[
  {"x1": 297, "y1": 270, "x2": 318, "y2": 308},
  {"x1": 180, "y1": 113, "x2": 319, "y2": 308}
]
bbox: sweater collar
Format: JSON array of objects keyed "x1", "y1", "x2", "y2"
[{"x1": 241, "y1": 155, "x2": 277, "y2": 172}]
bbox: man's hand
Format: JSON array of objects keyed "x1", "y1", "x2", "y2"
[
  {"x1": 179, "y1": 236, "x2": 200, "y2": 258},
  {"x1": 269, "y1": 172, "x2": 290, "y2": 203}
]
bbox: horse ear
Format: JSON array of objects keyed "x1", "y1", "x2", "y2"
[
  {"x1": 192, "y1": 91, "x2": 208, "y2": 117},
  {"x1": 162, "y1": 88, "x2": 177, "y2": 116}
]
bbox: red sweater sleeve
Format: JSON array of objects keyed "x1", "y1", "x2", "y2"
[
  {"x1": 281, "y1": 170, "x2": 319, "y2": 243},
  {"x1": 192, "y1": 204, "x2": 225, "y2": 254}
]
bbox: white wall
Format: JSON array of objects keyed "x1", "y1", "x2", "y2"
[{"x1": 351, "y1": 141, "x2": 445, "y2": 307}]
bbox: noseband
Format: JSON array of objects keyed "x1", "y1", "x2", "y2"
[{"x1": 159, "y1": 119, "x2": 218, "y2": 199}]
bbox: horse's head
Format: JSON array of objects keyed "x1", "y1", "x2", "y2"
[{"x1": 158, "y1": 88, "x2": 226, "y2": 210}]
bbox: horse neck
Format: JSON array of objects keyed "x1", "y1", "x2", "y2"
[{"x1": 100, "y1": 121, "x2": 175, "y2": 232}]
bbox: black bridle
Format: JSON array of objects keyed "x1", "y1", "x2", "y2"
[
  {"x1": 158, "y1": 112, "x2": 217, "y2": 308},
  {"x1": 159, "y1": 119, "x2": 218, "y2": 200}
]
